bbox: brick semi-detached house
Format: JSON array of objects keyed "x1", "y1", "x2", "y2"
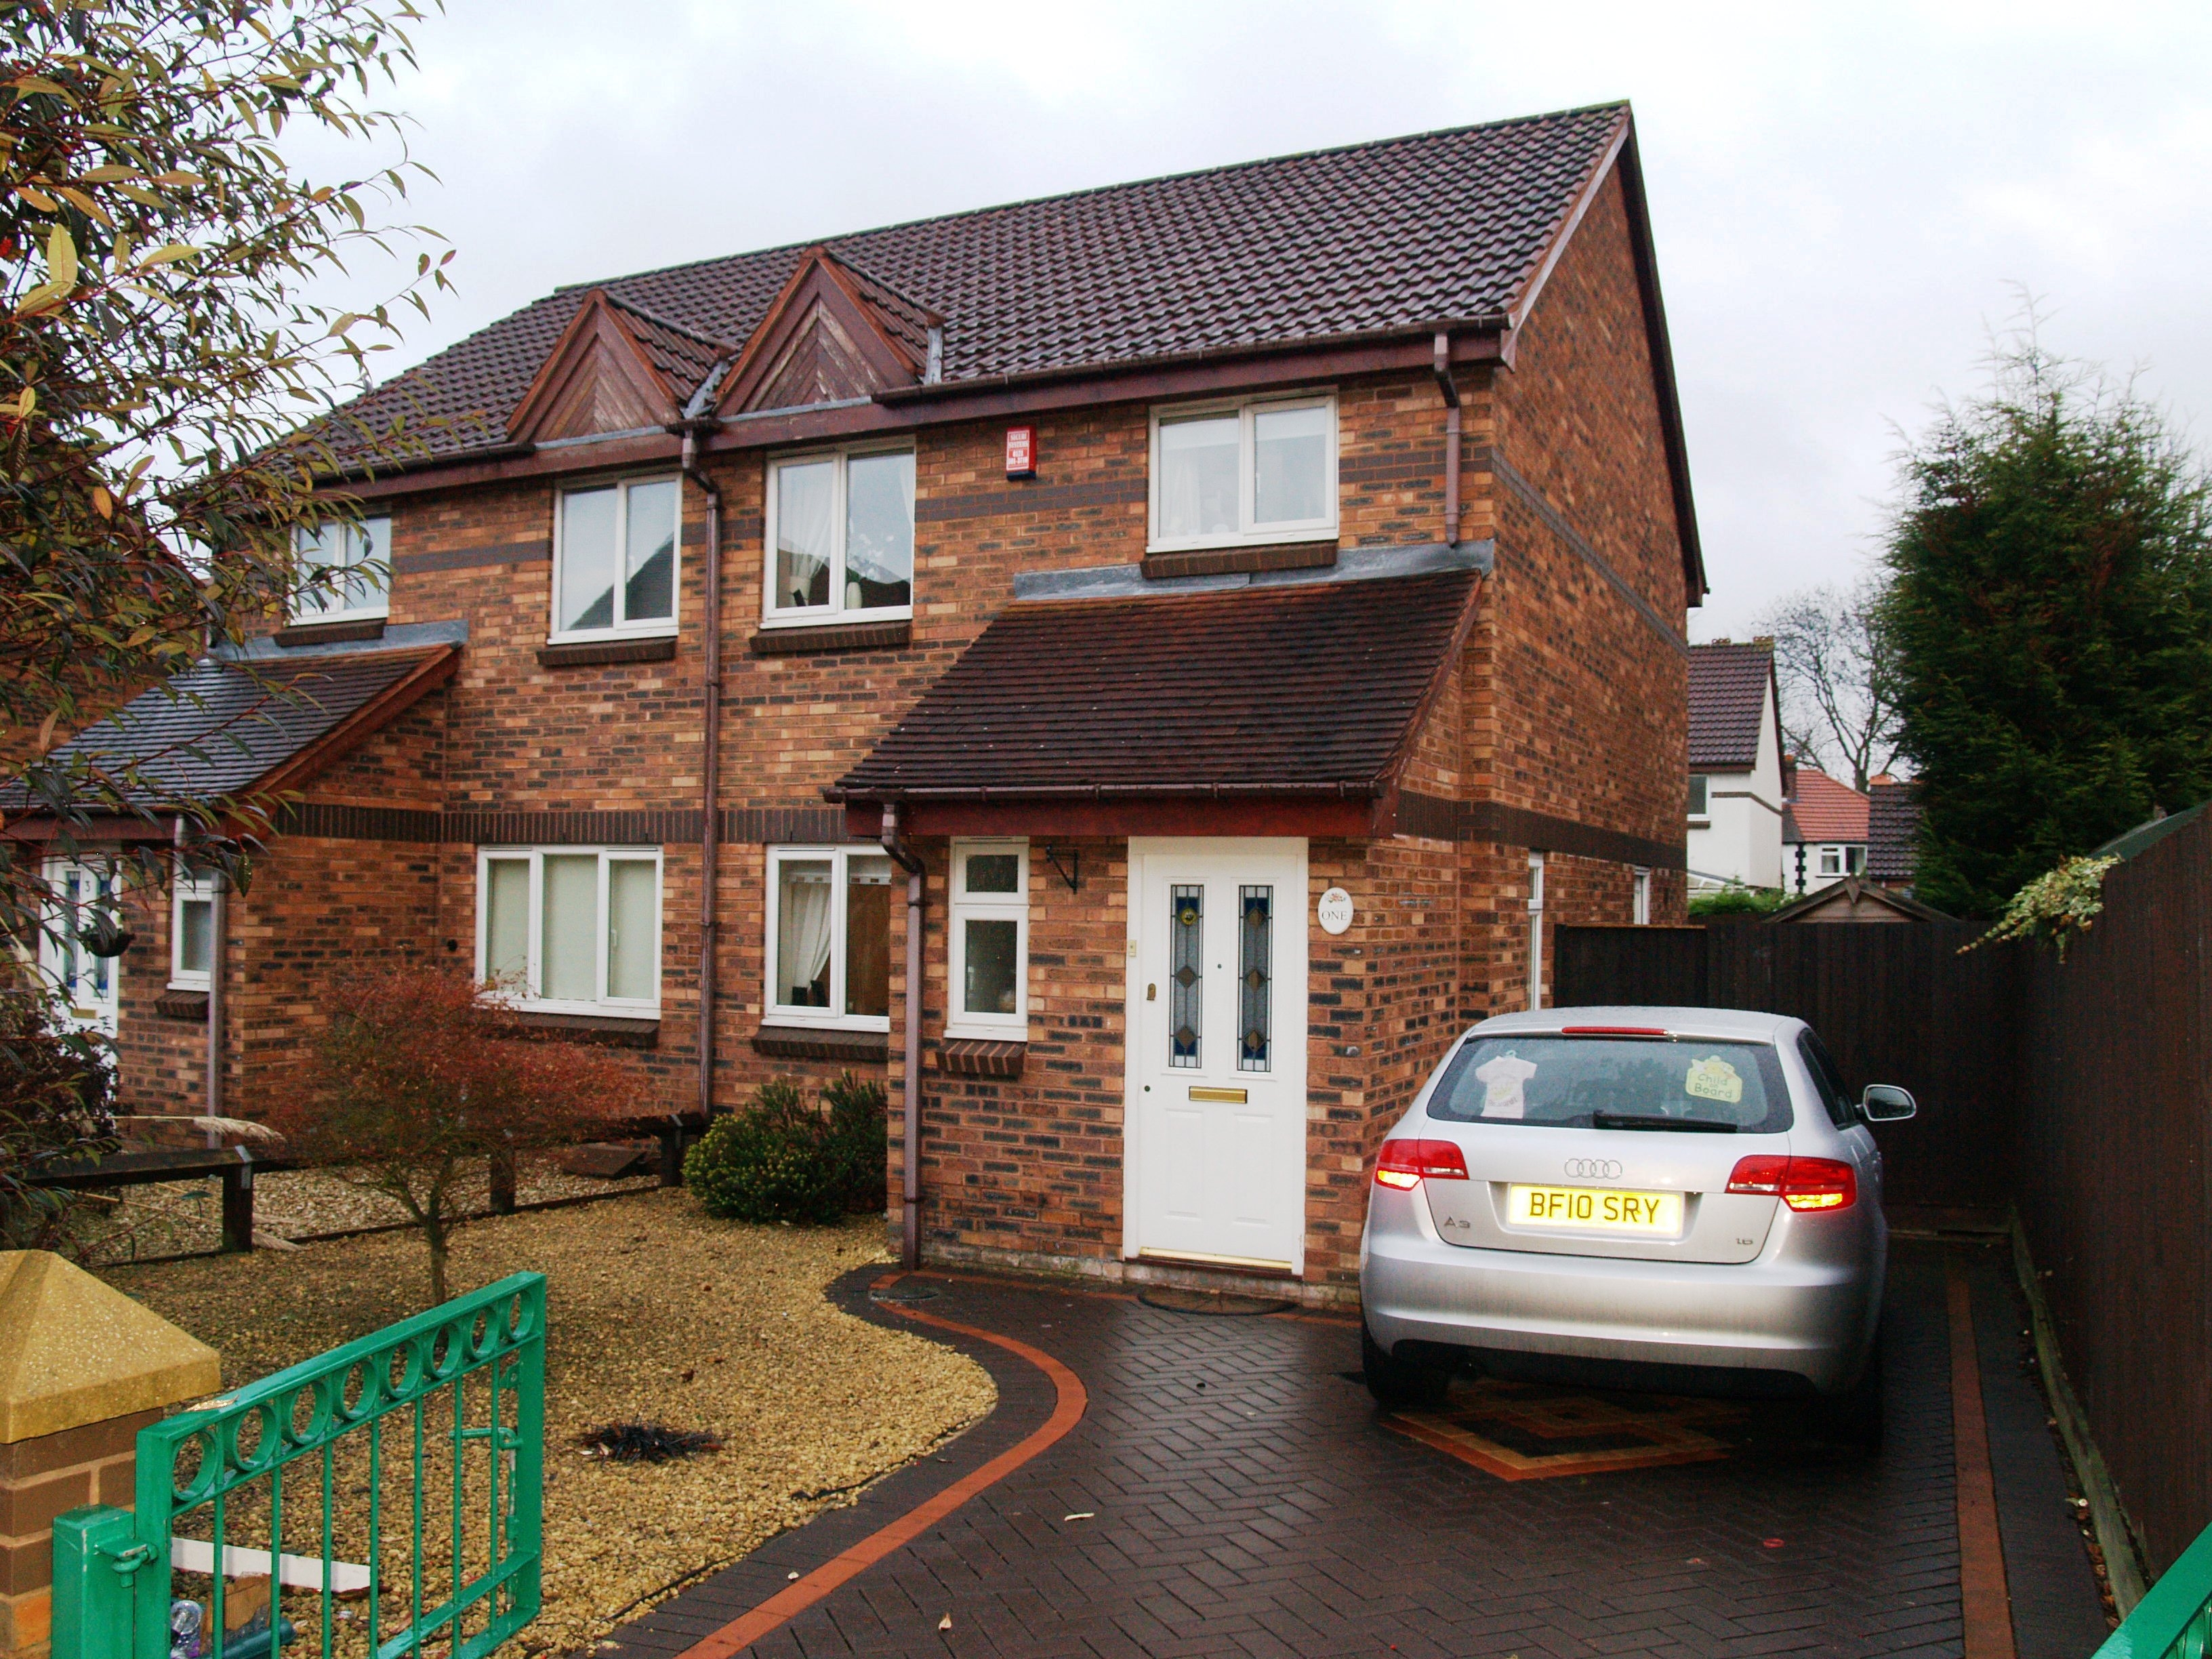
[{"x1": 36, "y1": 102, "x2": 1704, "y2": 1302}]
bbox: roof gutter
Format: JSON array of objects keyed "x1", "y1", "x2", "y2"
[{"x1": 878, "y1": 804, "x2": 927, "y2": 1271}]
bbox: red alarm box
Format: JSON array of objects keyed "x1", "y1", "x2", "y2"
[{"x1": 1004, "y1": 425, "x2": 1036, "y2": 480}]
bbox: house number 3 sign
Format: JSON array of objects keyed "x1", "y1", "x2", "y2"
[{"x1": 1317, "y1": 887, "x2": 1354, "y2": 935}]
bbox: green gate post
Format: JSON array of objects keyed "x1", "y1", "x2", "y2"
[{"x1": 51, "y1": 1507, "x2": 143, "y2": 1659}]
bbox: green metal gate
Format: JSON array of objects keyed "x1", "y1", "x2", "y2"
[{"x1": 55, "y1": 1272, "x2": 545, "y2": 1659}]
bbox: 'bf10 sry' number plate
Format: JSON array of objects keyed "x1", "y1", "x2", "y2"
[{"x1": 1507, "y1": 1184, "x2": 1683, "y2": 1235}]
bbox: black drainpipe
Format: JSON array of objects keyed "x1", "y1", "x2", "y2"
[
  {"x1": 880, "y1": 803, "x2": 926, "y2": 1268},
  {"x1": 678, "y1": 423, "x2": 724, "y2": 1120}
]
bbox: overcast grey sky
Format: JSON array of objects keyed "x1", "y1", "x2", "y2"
[{"x1": 310, "y1": 0, "x2": 2212, "y2": 639}]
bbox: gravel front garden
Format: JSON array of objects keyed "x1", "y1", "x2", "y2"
[{"x1": 100, "y1": 1189, "x2": 996, "y2": 1656}]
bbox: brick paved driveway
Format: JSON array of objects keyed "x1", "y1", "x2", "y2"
[{"x1": 608, "y1": 1241, "x2": 2105, "y2": 1659}]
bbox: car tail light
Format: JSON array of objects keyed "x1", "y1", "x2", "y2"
[
  {"x1": 1726, "y1": 1154, "x2": 1857, "y2": 1211},
  {"x1": 1374, "y1": 1138, "x2": 1470, "y2": 1189},
  {"x1": 1559, "y1": 1025, "x2": 1671, "y2": 1037}
]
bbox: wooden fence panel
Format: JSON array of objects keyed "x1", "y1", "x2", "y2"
[
  {"x1": 1555, "y1": 919, "x2": 2021, "y2": 1208},
  {"x1": 2018, "y1": 815, "x2": 2212, "y2": 1574}
]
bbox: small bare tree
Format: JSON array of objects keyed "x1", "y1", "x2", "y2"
[
  {"x1": 266, "y1": 965, "x2": 640, "y2": 1305},
  {"x1": 1758, "y1": 577, "x2": 1904, "y2": 791}
]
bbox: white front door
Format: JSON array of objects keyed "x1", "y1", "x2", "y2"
[
  {"x1": 41, "y1": 860, "x2": 122, "y2": 1038},
  {"x1": 1126, "y1": 838, "x2": 1308, "y2": 1272}
]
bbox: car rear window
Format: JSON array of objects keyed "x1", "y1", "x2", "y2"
[{"x1": 1426, "y1": 1036, "x2": 1793, "y2": 1134}]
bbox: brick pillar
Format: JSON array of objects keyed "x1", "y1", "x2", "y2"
[{"x1": 0, "y1": 1252, "x2": 220, "y2": 1659}]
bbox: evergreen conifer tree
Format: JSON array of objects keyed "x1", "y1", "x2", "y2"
[{"x1": 1883, "y1": 333, "x2": 2212, "y2": 916}]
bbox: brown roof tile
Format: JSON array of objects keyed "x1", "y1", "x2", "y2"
[
  {"x1": 325, "y1": 104, "x2": 1629, "y2": 466},
  {"x1": 830, "y1": 569, "x2": 1479, "y2": 801},
  {"x1": 1687, "y1": 640, "x2": 1774, "y2": 771},
  {"x1": 1866, "y1": 779, "x2": 1921, "y2": 880},
  {"x1": 1786, "y1": 769, "x2": 1870, "y2": 844}
]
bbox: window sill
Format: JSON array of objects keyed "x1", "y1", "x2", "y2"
[
  {"x1": 510, "y1": 1010, "x2": 660, "y2": 1048},
  {"x1": 1141, "y1": 541, "x2": 1338, "y2": 581},
  {"x1": 752, "y1": 1025, "x2": 890, "y2": 1064},
  {"x1": 1144, "y1": 525, "x2": 1338, "y2": 559},
  {"x1": 937, "y1": 1039, "x2": 1026, "y2": 1080},
  {"x1": 537, "y1": 636, "x2": 678, "y2": 668},
  {"x1": 155, "y1": 990, "x2": 209, "y2": 1020},
  {"x1": 749, "y1": 618, "x2": 912, "y2": 657},
  {"x1": 275, "y1": 616, "x2": 388, "y2": 647}
]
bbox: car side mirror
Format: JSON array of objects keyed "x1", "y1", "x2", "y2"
[{"x1": 1860, "y1": 1084, "x2": 1917, "y2": 1123}]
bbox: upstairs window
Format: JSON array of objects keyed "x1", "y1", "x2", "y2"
[
  {"x1": 478, "y1": 847, "x2": 662, "y2": 1014},
  {"x1": 293, "y1": 515, "x2": 390, "y2": 622},
  {"x1": 1816, "y1": 845, "x2": 1866, "y2": 879},
  {"x1": 1687, "y1": 775, "x2": 1711, "y2": 820},
  {"x1": 554, "y1": 476, "x2": 678, "y2": 640},
  {"x1": 1149, "y1": 394, "x2": 1336, "y2": 552},
  {"x1": 764, "y1": 447, "x2": 914, "y2": 626}
]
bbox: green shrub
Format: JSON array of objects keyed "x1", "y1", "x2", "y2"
[
  {"x1": 1687, "y1": 886, "x2": 1790, "y2": 919},
  {"x1": 685, "y1": 1073, "x2": 888, "y2": 1225}
]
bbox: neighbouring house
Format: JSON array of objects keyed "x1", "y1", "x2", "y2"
[
  {"x1": 1686, "y1": 639, "x2": 1784, "y2": 891},
  {"x1": 1866, "y1": 777, "x2": 1920, "y2": 892},
  {"x1": 22, "y1": 102, "x2": 1703, "y2": 1301},
  {"x1": 1782, "y1": 766, "x2": 1872, "y2": 894}
]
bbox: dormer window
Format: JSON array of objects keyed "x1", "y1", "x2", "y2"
[
  {"x1": 553, "y1": 476, "x2": 678, "y2": 640},
  {"x1": 1148, "y1": 393, "x2": 1336, "y2": 554},
  {"x1": 763, "y1": 446, "x2": 914, "y2": 626},
  {"x1": 293, "y1": 515, "x2": 390, "y2": 623}
]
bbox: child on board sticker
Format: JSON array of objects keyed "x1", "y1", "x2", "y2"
[
  {"x1": 1683, "y1": 1054, "x2": 1744, "y2": 1105},
  {"x1": 1474, "y1": 1050, "x2": 1539, "y2": 1118}
]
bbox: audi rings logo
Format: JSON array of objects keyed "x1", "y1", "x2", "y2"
[{"x1": 1563, "y1": 1158, "x2": 1622, "y2": 1180}]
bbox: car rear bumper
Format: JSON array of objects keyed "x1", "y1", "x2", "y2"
[{"x1": 1361, "y1": 1195, "x2": 1879, "y2": 1395}]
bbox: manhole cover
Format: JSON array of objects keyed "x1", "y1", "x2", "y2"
[
  {"x1": 869, "y1": 1285, "x2": 943, "y2": 1305},
  {"x1": 1139, "y1": 1287, "x2": 1294, "y2": 1317}
]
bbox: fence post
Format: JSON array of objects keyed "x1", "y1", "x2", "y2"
[{"x1": 49, "y1": 1509, "x2": 140, "y2": 1659}]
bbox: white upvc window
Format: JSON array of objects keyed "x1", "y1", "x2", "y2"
[
  {"x1": 1687, "y1": 775, "x2": 1711, "y2": 822},
  {"x1": 764, "y1": 845, "x2": 895, "y2": 1030},
  {"x1": 171, "y1": 873, "x2": 218, "y2": 991},
  {"x1": 1147, "y1": 392, "x2": 1337, "y2": 554},
  {"x1": 1816, "y1": 844, "x2": 1866, "y2": 879},
  {"x1": 551, "y1": 475, "x2": 680, "y2": 642},
  {"x1": 947, "y1": 839, "x2": 1027, "y2": 1040},
  {"x1": 476, "y1": 847, "x2": 663, "y2": 1015},
  {"x1": 1633, "y1": 867, "x2": 1652, "y2": 927},
  {"x1": 762, "y1": 446, "x2": 915, "y2": 627},
  {"x1": 293, "y1": 515, "x2": 391, "y2": 622},
  {"x1": 1527, "y1": 851, "x2": 1546, "y2": 1012}
]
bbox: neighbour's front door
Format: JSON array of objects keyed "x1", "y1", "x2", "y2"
[
  {"x1": 41, "y1": 860, "x2": 121, "y2": 1038},
  {"x1": 1126, "y1": 838, "x2": 1308, "y2": 1273}
]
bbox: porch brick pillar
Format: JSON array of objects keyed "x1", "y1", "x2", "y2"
[{"x1": 0, "y1": 1252, "x2": 220, "y2": 1659}]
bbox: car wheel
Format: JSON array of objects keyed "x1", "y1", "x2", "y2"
[
  {"x1": 1362, "y1": 1319, "x2": 1454, "y2": 1409},
  {"x1": 1820, "y1": 1335, "x2": 1884, "y2": 1451}
]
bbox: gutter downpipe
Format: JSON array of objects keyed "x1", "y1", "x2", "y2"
[
  {"x1": 679, "y1": 423, "x2": 724, "y2": 1120},
  {"x1": 880, "y1": 803, "x2": 925, "y2": 1269},
  {"x1": 1433, "y1": 330, "x2": 1461, "y2": 549}
]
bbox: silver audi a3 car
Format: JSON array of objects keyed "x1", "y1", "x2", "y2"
[{"x1": 1359, "y1": 1007, "x2": 1916, "y2": 1439}]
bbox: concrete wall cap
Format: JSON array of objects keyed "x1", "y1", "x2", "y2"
[{"x1": 0, "y1": 1252, "x2": 220, "y2": 1443}]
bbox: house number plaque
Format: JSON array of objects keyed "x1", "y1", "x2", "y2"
[{"x1": 1317, "y1": 887, "x2": 1354, "y2": 935}]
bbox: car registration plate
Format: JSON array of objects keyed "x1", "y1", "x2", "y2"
[{"x1": 1507, "y1": 1184, "x2": 1683, "y2": 1235}]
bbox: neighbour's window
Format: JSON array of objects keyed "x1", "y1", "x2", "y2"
[
  {"x1": 1632, "y1": 867, "x2": 1652, "y2": 926},
  {"x1": 947, "y1": 840, "x2": 1027, "y2": 1039},
  {"x1": 1427, "y1": 1036, "x2": 1794, "y2": 1134},
  {"x1": 171, "y1": 874, "x2": 217, "y2": 991},
  {"x1": 293, "y1": 515, "x2": 391, "y2": 622},
  {"x1": 1149, "y1": 394, "x2": 1336, "y2": 552},
  {"x1": 553, "y1": 476, "x2": 678, "y2": 639},
  {"x1": 478, "y1": 848, "x2": 662, "y2": 1012},
  {"x1": 1687, "y1": 775, "x2": 1710, "y2": 819},
  {"x1": 765, "y1": 845, "x2": 894, "y2": 1028},
  {"x1": 763, "y1": 448, "x2": 914, "y2": 624}
]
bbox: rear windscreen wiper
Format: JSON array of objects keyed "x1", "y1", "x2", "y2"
[{"x1": 1590, "y1": 1111, "x2": 1736, "y2": 1134}]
